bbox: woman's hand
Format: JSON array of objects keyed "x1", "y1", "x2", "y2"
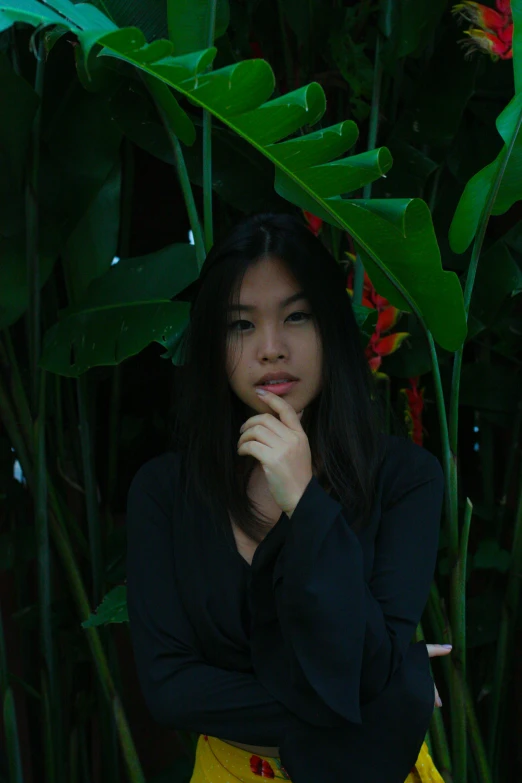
[
  {"x1": 237, "y1": 389, "x2": 312, "y2": 516},
  {"x1": 427, "y1": 643, "x2": 452, "y2": 707}
]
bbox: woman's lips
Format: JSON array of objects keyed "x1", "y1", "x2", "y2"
[{"x1": 255, "y1": 380, "x2": 299, "y2": 395}]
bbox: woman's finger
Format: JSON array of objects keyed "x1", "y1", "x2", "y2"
[
  {"x1": 238, "y1": 423, "x2": 280, "y2": 450},
  {"x1": 434, "y1": 684, "x2": 442, "y2": 708},
  {"x1": 426, "y1": 643, "x2": 452, "y2": 658}
]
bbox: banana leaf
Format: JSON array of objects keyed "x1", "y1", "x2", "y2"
[{"x1": 0, "y1": 0, "x2": 467, "y2": 352}]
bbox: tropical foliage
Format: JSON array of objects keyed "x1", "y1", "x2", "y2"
[{"x1": 0, "y1": 0, "x2": 521, "y2": 781}]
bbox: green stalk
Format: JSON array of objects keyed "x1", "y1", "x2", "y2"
[
  {"x1": 429, "y1": 705, "x2": 452, "y2": 783},
  {"x1": 427, "y1": 581, "x2": 492, "y2": 783},
  {"x1": 70, "y1": 725, "x2": 79, "y2": 783},
  {"x1": 488, "y1": 454, "x2": 522, "y2": 768},
  {"x1": 443, "y1": 94, "x2": 522, "y2": 783},
  {"x1": 426, "y1": 331, "x2": 463, "y2": 779},
  {"x1": 3, "y1": 688, "x2": 24, "y2": 783},
  {"x1": 0, "y1": 332, "x2": 33, "y2": 451},
  {"x1": 415, "y1": 617, "x2": 452, "y2": 779},
  {"x1": 449, "y1": 497, "x2": 472, "y2": 783},
  {"x1": 202, "y1": 0, "x2": 218, "y2": 253},
  {"x1": 353, "y1": 34, "x2": 382, "y2": 306},
  {"x1": 457, "y1": 669, "x2": 493, "y2": 783},
  {"x1": 35, "y1": 371, "x2": 62, "y2": 781},
  {"x1": 426, "y1": 583, "x2": 453, "y2": 777},
  {"x1": 145, "y1": 75, "x2": 206, "y2": 269},
  {"x1": 0, "y1": 386, "x2": 146, "y2": 783},
  {"x1": 49, "y1": 494, "x2": 146, "y2": 783},
  {"x1": 0, "y1": 605, "x2": 24, "y2": 783},
  {"x1": 415, "y1": 623, "x2": 450, "y2": 772},
  {"x1": 276, "y1": 0, "x2": 294, "y2": 93},
  {"x1": 77, "y1": 374, "x2": 104, "y2": 606},
  {"x1": 41, "y1": 668, "x2": 55, "y2": 782},
  {"x1": 25, "y1": 39, "x2": 45, "y2": 414},
  {"x1": 425, "y1": 333, "x2": 457, "y2": 544}
]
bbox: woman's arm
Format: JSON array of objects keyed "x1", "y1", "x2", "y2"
[
  {"x1": 263, "y1": 437, "x2": 444, "y2": 726},
  {"x1": 126, "y1": 460, "x2": 303, "y2": 746}
]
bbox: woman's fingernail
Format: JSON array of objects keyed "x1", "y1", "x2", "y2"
[
  {"x1": 442, "y1": 644, "x2": 453, "y2": 649},
  {"x1": 256, "y1": 388, "x2": 267, "y2": 396}
]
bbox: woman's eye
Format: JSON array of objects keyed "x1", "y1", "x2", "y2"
[
  {"x1": 227, "y1": 312, "x2": 311, "y2": 331},
  {"x1": 287, "y1": 311, "x2": 311, "y2": 323}
]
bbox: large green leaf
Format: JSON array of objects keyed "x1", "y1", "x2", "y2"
[
  {"x1": 40, "y1": 77, "x2": 122, "y2": 241},
  {"x1": 41, "y1": 243, "x2": 198, "y2": 375},
  {"x1": 0, "y1": 54, "x2": 39, "y2": 236},
  {"x1": 449, "y1": 0, "x2": 522, "y2": 253},
  {"x1": 449, "y1": 93, "x2": 522, "y2": 253},
  {"x1": 63, "y1": 159, "x2": 122, "y2": 303},
  {"x1": 1, "y1": 0, "x2": 467, "y2": 352},
  {"x1": 0, "y1": 235, "x2": 56, "y2": 329}
]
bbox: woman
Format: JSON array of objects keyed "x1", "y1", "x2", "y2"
[{"x1": 126, "y1": 212, "x2": 451, "y2": 782}]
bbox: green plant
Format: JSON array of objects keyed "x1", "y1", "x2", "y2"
[{"x1": 0, "y1": 1, "x2": 521, "y2": 781}]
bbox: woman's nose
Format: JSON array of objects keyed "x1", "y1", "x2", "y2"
[{"x1": 257, "y1": 328, "x2": 288, "y2": 360}]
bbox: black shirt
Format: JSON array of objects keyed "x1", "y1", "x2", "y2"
[{"x1": 126, "y1": 434, "x2": 444, "y2": 782}]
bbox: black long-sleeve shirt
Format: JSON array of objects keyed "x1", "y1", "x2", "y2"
[{"x1": 126, "y1": 434, "x2": 444, "y2": 782}]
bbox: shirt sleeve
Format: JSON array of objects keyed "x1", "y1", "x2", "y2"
[
  {"x1": 125, "y1": 456, "x2": 303, "y2": 746},
  {"x1": 274, "y1": 438, "x2": 444, "y2": 726}
]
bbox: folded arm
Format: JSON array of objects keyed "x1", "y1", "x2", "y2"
[
  {"x1": 273, "y1": 439, "x2": 444, "y2": 725},
  {"x1": 125, "y1": 460, "x2": 302, "y2": 746}
]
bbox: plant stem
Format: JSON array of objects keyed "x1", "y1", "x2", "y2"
[
  {"x1": 426, "y1": 333, "x2": 456, "y2": 540},
  {"x1": 458, "y1": 669, "x2": 493, "y2": 783},
  {"x1": 442, "y1": 96, "x2": 522, "y2": 783},
  {"x1": 0, "y1": 378, "x2": 145, "y2": 782},
  {"x1": 449, "y1": 498, "x2": 472, "y2": 783},
  {"x1": 276, "y1": 0, "x2": 294, "y2": 93},
  {"x1": 25, "y1": 39, "x2": 45, "y2": 415},
  {"x1": 488, "y1": 452, "x2": 522, "y2": 769},
  {"x1": 354, "y1": 34, "x2": 382, "y2": 305},
  {"x1": 0, "y1": 331, "x2": 33, "y2": 452},
  {"x1": 49, "y1": 501, "x2": 146, "y2": 783},
  {"x1": 35, "y1": 371, "x2": 62, "y2": 781},
  {"x1": 145, "y1": 75, "x2": 206, "y2": 270},
  {"x1": 203, "y1": 0, "x2": 218, "y2": 253},
  {"x1": 77, "y1": 374, "x2": 103, "y2": 606}
]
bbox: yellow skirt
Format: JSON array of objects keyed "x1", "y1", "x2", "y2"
[{"x1": 189, "y1": 734, "x2": 445, "y2": 782}]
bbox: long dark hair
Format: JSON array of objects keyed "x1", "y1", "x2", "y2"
[{"x1": 171, "y1": 212, "x2": 386, "y2": 541}]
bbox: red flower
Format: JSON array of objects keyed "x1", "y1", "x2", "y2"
[
  {"x1": 452, "y1": 0, "x2": 513, "y2": 59},
  {"x1": 303, "y1": 210, "x2": 323, "y2": 236},
  {"x1": 250, "y1": 755, "x2": 275, "y2": 777},
  {"x1": 346, "y1": 262, "x2": 409, "y2": 379},
  {"x1": 400, "y1": 377, "x2": 426, "y2": 446}
]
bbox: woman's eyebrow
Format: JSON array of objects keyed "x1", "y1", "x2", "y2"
[{"x1": 226, "y1": 292, "x2": 308, "y2": 312}]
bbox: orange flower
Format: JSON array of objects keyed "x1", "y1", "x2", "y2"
[{"x1": 452, "y1": 0, "x2": 513, "y2": 59}]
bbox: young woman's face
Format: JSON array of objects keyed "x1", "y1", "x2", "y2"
[{"x1": 226, "y1": 255, "x2": 323, "y2": 417}]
